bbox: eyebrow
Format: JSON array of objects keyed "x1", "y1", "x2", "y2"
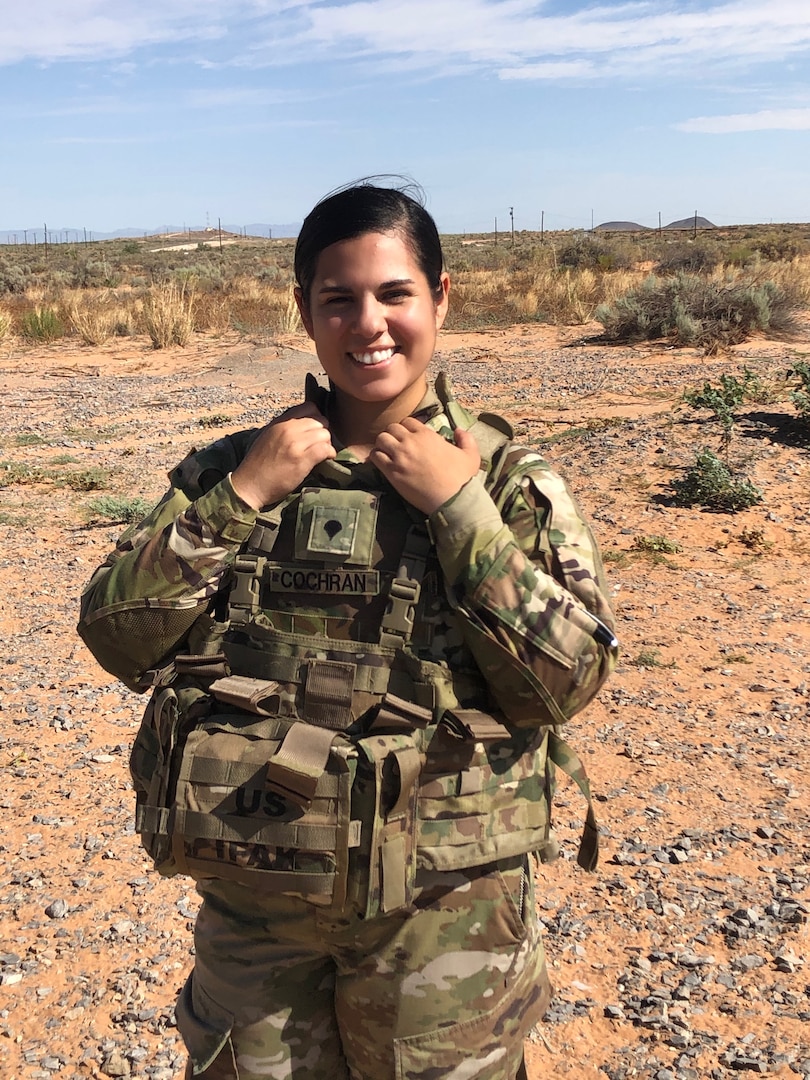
[{"x1": 317, "y1": 277, "x2": 416, "y2": 295}]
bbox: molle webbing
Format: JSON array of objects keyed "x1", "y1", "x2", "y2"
[{"x1": 167, "y1": 715, "x2": 360, "y2": 904}]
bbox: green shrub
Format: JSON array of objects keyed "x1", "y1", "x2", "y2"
[
  {"x1": 85, "y1": 494, "x2": 152, "y2": 522},
  {"x1": 0, "y1": 257, "x2": 28, "y2": 294},
  {"x1": 654, "y1": 244, "x2": 720, "y2": 274},
  {"x1": 555, "y1": 237, "x2": 631, "y2": 271},
  {"x1": 20, "y1": 306, "x2": 65, "y2": 343},
  {"x1": 632, "y1": 535, "x2": 681, "y2": 554},
  {"x1": 0, "y1": 460, "x2": 46, "y2": 486},
  {"x1": 683, "y1": 370, "x2": 759, "y2": 448},
  {"x1": 61, "y1": 467, "x2": 111, "y2": 491},
  {"x1": 595, "y1": 273, "x2": 800, "y2": 354},
  {"x1": 671, "y1": 448, "x2": 762, "y2": 512},
  {"x1": 789, "y1": 360, "x2": 810, "y2": 421}
]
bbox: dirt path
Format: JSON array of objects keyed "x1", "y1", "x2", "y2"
[{"x1": 0, "y1": 324, "x2": 808, "y2": 1079}]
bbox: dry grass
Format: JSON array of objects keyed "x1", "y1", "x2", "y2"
[
  {"x1": 0, "y1": 226, "x2": 809, "y2": 345},
  {"x1": 141, "y1": 281, "x2": 196, "y2": 349},
  {"x1": 64, "y1": 290, "x2": 129, "y2": 345}
]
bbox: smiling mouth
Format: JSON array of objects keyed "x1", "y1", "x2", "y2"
[{"x1": 350, "y1": 347, "x2": 396, "y2": 366}]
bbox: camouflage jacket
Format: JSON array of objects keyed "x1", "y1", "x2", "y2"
[{"x1": 78, "y1": 377, "x2": 617, "y2": 729}]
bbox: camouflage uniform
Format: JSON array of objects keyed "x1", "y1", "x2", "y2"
[{"x1": 78, "y1": 376, "x2": 617, "y2": 1080}]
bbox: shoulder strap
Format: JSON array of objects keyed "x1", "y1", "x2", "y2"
[{"x1": 434, "y1": 372, "x2": 513, "y2": 489}]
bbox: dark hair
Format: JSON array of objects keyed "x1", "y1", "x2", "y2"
[{"x1": 294, "y1": 178, "x2": 444, "y2": 305}]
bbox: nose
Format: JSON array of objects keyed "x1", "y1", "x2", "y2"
[{"x1": 352, "y1": 294, "x2": 387, "y2": 338}]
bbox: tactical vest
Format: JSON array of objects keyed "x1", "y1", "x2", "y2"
[{"x1": 130, "y1": 379, "x2": 597, "y2": 914}]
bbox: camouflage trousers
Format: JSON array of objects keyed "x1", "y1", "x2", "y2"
[{"x1": 177, "y1": 854, "x2": 550, "y2": 1080}]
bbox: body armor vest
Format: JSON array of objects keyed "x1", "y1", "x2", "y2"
[{"x1": 130, "y1": 389, "x2": 596, "y2": 913}]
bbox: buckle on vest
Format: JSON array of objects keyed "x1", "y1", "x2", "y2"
[{"x1": 379, "y1": 578, "x2": 420, "y2": 649}]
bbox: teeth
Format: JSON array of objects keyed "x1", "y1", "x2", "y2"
[{"x1": 351, "y1": 348, "x2": 395, "y2": 365}]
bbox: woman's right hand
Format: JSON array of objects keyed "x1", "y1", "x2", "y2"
[{"x1": 230, "y1": 403, "x2": 336, "y2": 510}]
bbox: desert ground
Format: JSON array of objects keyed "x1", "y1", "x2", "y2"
[{"x1": 0, "y1": 322, "x2": 808, "y2": 1080}]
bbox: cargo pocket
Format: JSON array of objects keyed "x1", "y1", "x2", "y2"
[
  {"x1": 175, "y1": 973, "x2": 238, "y2": 1078},
  {"x1": 393, "y1": 942, "x2": 551, "y2": 1080},
  {"x1": 394, "y1": 857, "x2": 550, "y2": 1079}
]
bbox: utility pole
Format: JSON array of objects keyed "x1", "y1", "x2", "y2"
[
  {"x1": 509, "y1": 206, "x2": 514, "y2": 246},
  {"x1": 540, "y1": 211, "x2": 544, "y2": 242},
  {"x1": 693, "y1": 210, "x2": 698, "y2": 238},
  {"x1": 658, "y1": 211, "x2": 662, "y2": 237},
  {"x1": 218, "y1": 216, "x2": 223, "y2": 256},
  {"x1": 494, "y1": 216, "x2": 498, "y2": 245}
]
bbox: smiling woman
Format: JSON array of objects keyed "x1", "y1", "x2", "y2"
[{"x1": 77, "y1": 178, "x2": 618, "y2": 1080}]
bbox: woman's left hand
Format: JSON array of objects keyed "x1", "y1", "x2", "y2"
[{"x1": 370, "y1": 419, "x2": 481, "y2": 514}]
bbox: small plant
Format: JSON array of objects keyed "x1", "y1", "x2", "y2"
[
  {"x1": 0, "y1": 460, "x2": 46, "y2": 486},
  {"x1": 683, "y1": 370, "x2": 759, "y2": 451},
  {"x1": 0, "y1": 307, "x2": 12, "y2": 344},
  {"x1": 737, "y1": 526, "x2": 771, "y2": 551},
  {"x1": 632, "y1": 535, "x2": 681, "y2": 554},
  {"x1": 630, "y1": 648, "x2": 676, "y2": 669},
  {"x1": 20, "y1": 306, "x2": 65, "y2": 344},
  {"x1": 198, "y1": 414, "x2": 233, "y2": 428},
  {"x1": 789, "y1": 360, "x2": 810, "y2": 421},
  {"x1": 85, "y1": 495, "x2": 152, "y2": 522},
  {"x1": 602, "y1": 550, "x2": 631, "y2": 568},
  {"x1": 60, "y1": 467, "x2": 111, "y2": 491},
  {"x1": 671, "y1": 448, "x2": 762, "y2": 512}
]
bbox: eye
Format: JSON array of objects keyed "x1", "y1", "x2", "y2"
[{"x1": 382, "y1": 288, "x2": 411, "y2": 303}]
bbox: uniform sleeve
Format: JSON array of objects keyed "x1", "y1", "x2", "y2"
[
  {"x1": 428, "y1": 447, "x2": 618, "y2": 728},
  {"x1": 77, "y1": 438, "x2": 259, "y2": 691}
]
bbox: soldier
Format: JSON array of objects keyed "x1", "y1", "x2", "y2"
[{"x1": 78, "y1": 180, "x2": 618, "y2": 1080}]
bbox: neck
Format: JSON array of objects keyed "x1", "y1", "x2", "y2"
[{"x1": 331, "y1": 379, "x2": 428, "y2": 454}]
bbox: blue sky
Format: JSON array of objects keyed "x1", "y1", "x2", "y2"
[{"x1": 1, "y1": 0, "x2": 809, "y2": 236}]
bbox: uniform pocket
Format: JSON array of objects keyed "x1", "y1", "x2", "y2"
[
  {"x1": 416, "y1": 725, "x2": 552, "y2": 873},
  {"x1": 171, "y1": 714, "x2": 359, "y2": 907},
  {"x1": 175, "y1": 974, "x2": 237, "y2": 1077}
]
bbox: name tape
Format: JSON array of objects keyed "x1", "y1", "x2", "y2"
[{"x1": 268, "y1": 567, "x2": 380, "y2": 596}]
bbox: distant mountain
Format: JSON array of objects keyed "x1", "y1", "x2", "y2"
[
  {"x1": 595, "y1": 216, "x2": 716, "y2": 232},
  {"x1": 663, "y1": 216, "x2": 716, "y2": 230},
  {"x1": 0, "y1": 223, "x2": 300, "y2": 245},
  {"x1": 594, "y1": 221, "x2": 648, "y2": 232}
]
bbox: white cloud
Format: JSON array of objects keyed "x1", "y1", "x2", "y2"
[
  {"x1": 1, "y1": 0, "x2": 243, "y2": 64},
  {"x1": 678, "y1": 107, "x2": 810, "y2": 133},
  {"x1": 4, "y1": 0, "x2": 810, "y2": 87},
  {"x1": 285, "y1": 0, "x2": 810, "y2": 77}
]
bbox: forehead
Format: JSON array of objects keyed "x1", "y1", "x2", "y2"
[{"x1": 314, "y1": 230, "x2": 421, "y2": 283}]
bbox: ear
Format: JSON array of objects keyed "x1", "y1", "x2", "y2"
[
  {"x1": 294, "y1": 287, "x2": 315, "y2": 340},
  {"x1": 434, "y1": 272, "x2": 450, "y2": 331}
]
